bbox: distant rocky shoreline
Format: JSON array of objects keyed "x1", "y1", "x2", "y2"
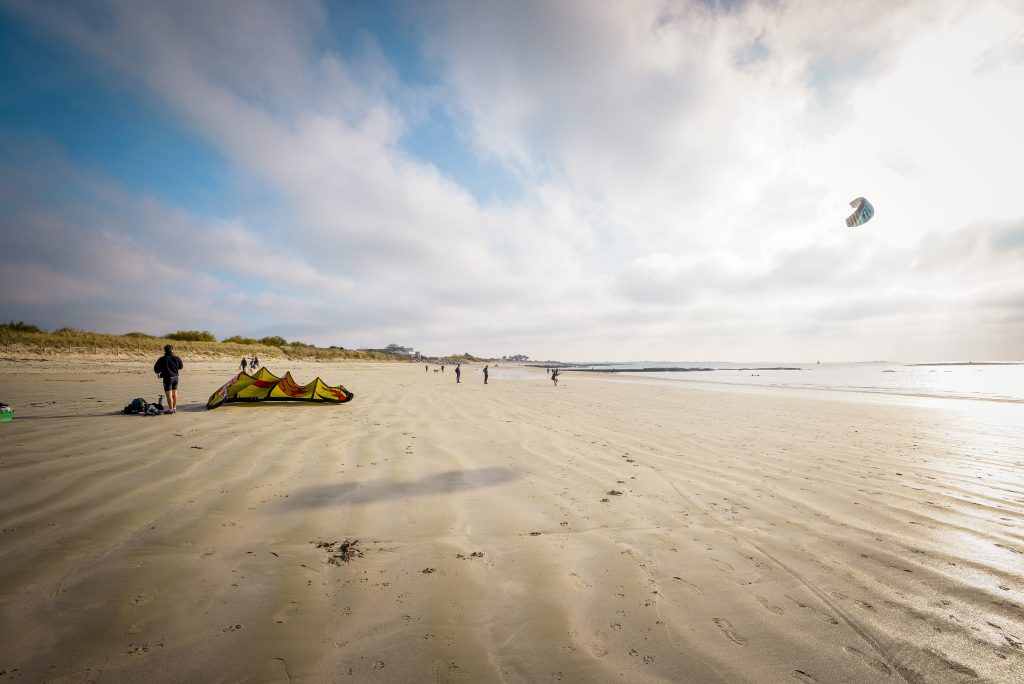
[
  {"x1": 904, "y1": 361, "x2": 1022, "y2": 366},
  {"x1": 547, "y1": 366, "x2": 804, "y2": 373}
]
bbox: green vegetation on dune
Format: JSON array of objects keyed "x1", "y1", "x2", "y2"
[
  {"x1": 259, "y1": 336, "x2": 287, "y2": 347},
  {"x1": 164, "y1": 330, "x2": 217, "y2": 342},
  {"x1": 448, "y1": 353, "x2": 484, "y2": 363},
  {"x1": 0, "y1": 324, "x2": 401, "y2": 361},
  {"x1": 221, "y1": 335, "x2": 258, "y2": 345},
  {"x1": 0, "y1": 323, "x2": 491, "y2": 362},
  {"x1": 3, "y1": 321, "x2": 42, "y2": 333}
]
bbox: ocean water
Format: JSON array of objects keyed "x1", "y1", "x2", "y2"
[{"x1": 571, "y1": 362, "x2": 1024, "y2": 403}]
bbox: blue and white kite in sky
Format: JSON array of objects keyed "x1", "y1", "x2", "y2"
[{"x1": 845, "y1": 197, "x2": 875, "y2": 227}]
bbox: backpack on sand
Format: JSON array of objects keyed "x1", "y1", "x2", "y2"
[{"x1": 122, "y1": 397, "x2": 147, "y2": 415}]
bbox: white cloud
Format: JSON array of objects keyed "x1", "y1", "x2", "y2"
[{"x1": 1, "y1": 0, "x2": 1022, "y2": 360}]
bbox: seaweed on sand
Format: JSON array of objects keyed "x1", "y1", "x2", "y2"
[{"x1": 313, "y1": 538, "x2": 363, "y2": 564}]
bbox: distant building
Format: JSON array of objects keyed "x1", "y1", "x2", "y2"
[
  {"x1": 503, "y1": 354, "x2": 530, "y2": 362},
  {"x1": 359, "y1": 344, "x2": 418, "y2": 357}
]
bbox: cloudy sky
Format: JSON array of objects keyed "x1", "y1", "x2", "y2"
[{"x1": 1, "y1": 0, "x2": 1022, "y2": 361}]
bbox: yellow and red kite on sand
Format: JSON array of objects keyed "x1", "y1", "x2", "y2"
[{"x1": 206, "y1": 368, "x2": 354, "y2": 409}]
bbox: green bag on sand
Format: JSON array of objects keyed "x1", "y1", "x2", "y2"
[{"x1": 122, "y1": 398, "x2": 148, "y2": 415}]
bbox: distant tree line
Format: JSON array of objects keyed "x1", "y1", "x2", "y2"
[{"x1": 1, "y1": 321, "x2": 42, "y2": 333}]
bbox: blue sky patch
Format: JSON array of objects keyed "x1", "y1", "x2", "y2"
[{"x1": 0, "y1": 15, "x2": 234, "y2": 216}]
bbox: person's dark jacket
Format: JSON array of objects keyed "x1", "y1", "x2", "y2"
[{"x1": 154, "y1": 353, "x2": 184, "y2": 378}]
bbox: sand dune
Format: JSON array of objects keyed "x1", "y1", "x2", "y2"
[{"x1": 0, "y1": 359, "x2": 1021, "y2": 682}]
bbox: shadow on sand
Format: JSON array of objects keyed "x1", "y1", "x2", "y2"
[
  {"x1": 13, "y1": 413, "x2": 113, "y2": 420},
  {"x1": 279, "y1": 467, "x2": 519, "y2": 509},
  {"x1": 203, "y1": 401, "x2": 343, "y2": 412}
]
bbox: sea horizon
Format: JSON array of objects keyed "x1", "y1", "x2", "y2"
[{"x1": 538, "y1": 360, "x2": 1024, "y2": 404}]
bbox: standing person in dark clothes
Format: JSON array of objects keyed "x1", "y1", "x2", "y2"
[
  {"x1": 240, "y1": 357, "x2": 247, "y2": 372},
  {"x1": 483, "y1": 365, "x2": 489, "y2": 384},
  {"x1": 252, "y1": 355, "x2": 259, "y2": 369},
  {"x1": 455, "y1": 364, "x2": 461, "y2": 383},
  {"x1": 154, "y1": 344, "x2": 184, "y2": 413}
]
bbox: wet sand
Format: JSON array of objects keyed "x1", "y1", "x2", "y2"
[{"x1": 0, "y1": 359, "x2": 1022, "y2": 682}]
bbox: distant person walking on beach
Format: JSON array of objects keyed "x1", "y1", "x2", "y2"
[
  {"x1": 425, "y1": 364, "x2": 429, "y2": 373},
  {"x1": 441, "y1": 365, "x2": 445, "y2": 373},
  {"x1": 455, "y1": 364, "x2": 461, "y2": 383},
  {"x1": 154, "y1": 344, "x2": 184, "y2": 413},
  {"x1": 252, "y1": 355, "x2": 259, "y2": 369},
  {"x1": 551, "y1": 369, "x2": 560, "y2": 387},
  {"x1": 240, "y1": 357, "x2": 247, "y2": 372},
  {"x1": 483, "y1": 365, "x2": 489, "y2": 384}
]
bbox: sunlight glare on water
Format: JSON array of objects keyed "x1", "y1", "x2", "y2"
[{"x1": 622, "y1": 362, "x2": 1024, "y2": 402}]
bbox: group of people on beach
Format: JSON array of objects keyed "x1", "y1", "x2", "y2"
[
  {"x1": 154, "y1": 350, "x2": 553, "y2": 414},
  {"x1": 421, "y1": 362, "x2": 561, "y2": 387},
  {"x1": 424, "y1": 362, "x2": 490, "y2": 384}
]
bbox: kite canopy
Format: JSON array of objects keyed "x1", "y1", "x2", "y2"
[
  {"x1": 845, "y1": 197, "x2": 875, "y2": 227},
  {"x1": 206, "y1": 368, "x2": 354, "y2": 409}
]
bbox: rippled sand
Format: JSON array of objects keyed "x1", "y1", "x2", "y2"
[{"x1": 0, "y1": 359, "x2": 1021, "y2": 682}]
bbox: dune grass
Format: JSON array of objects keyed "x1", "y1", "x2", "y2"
[{"x1": 0, "y1": 327, "x2": 402, "y2": 362}]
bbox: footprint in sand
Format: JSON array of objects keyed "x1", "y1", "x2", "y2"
[
  {"x1": 693, "y1": 538, "x2": 713, "y2": 551},
  {"x1": 994, "y1": 543, "x2": 1023, "y2": 555},
  {"x1": 923, "y1": 648, "x2": 978, "y2": 678},
  {"x1": 126, "y1": 641, "x2": 163, "y2": 655},
  {"x1": 272, "y1": 657, "x2": 293, "y2": 681},
  {"x1": 672, "y1": 577, "x2": 703, "y2": 594},
  {"x1": 43, "y1": 669, "x2": 98, "y2": 683},
  {"x1": 712, "y1": 617, "x2": 745, "y2": 646},
  {"x1": 430, "y1": 660, "x2": 466, "y2": 683},
  {"x1": 783, "y1": 594, "x2": 839, "y2": 625},
  {"x1": 712, "y1": 559, "x2": 734, "y2": 573},
  {"x1": 784, "y1": 594, "x2": 808, "y2": 609},
  {"x1": 591, "y1": 631, "x2": 609, "y2": 658},
  {"x1": 1002, "y1": 633, "x2": 1023, "y2": 650},
  {"x1": 843, "y1": 646, "x2": 892, "y2": 675},
  {"x1": 755, "y1": 595, "x2": 784, "y2": 615},
  {"x1": 570, "y1": 573, "x2": 592, "y2": 590},
  {"x1": 274, "y1": 601, "x2": 298, "y2": 623}
]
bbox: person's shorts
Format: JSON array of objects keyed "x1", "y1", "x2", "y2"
[{"x1": 162, "y1": 376, "x2": 179, "y2": 391}]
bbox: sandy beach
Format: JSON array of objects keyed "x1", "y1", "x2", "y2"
[{"x1": 0, "y1": 359, "x2": 1022, "y2": 683}]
